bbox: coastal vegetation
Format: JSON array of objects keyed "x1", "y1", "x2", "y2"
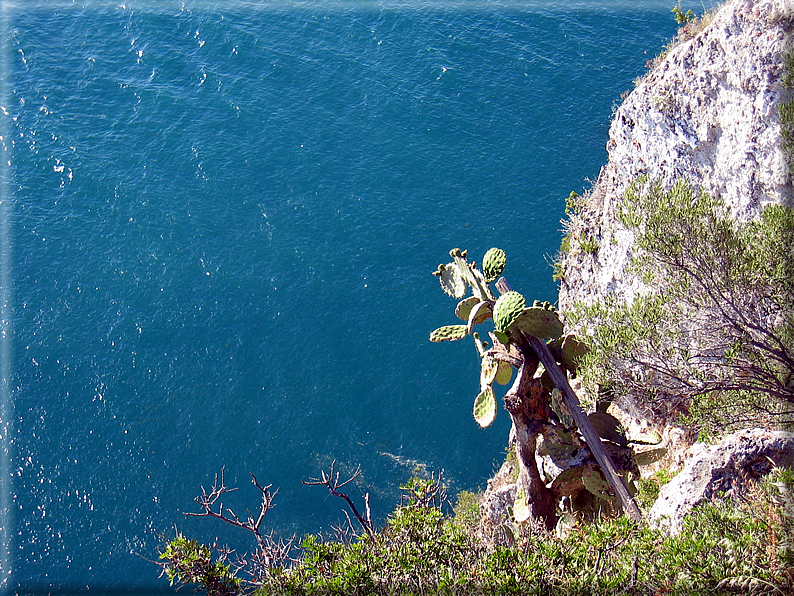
[
  {"x1": 567, "y1": 178, "x2": 794, "y2": 438},
  {"x1": 155, "y1": 240, "x2": 794, "y2": 594},
  {"x1": 156, "y1": 466, "x2": 794, "y2": 594},
  {"x1": 154, "y1": 3, "x2": 794, "y2": 594}
]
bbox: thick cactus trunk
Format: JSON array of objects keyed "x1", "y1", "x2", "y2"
[{"x1": 503, "y1": 354, "x2": 557, "y2": 531}]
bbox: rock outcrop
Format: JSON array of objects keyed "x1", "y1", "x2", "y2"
[
  {"x1": 558, "y1": 0, "x2": 793, "y2": 313},
  {"x1": 649, "y1": 428, "x2": 794, "y2": 533}
]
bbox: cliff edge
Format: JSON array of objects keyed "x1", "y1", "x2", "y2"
[{"x1": 558, "y1": 0, "x2": 793, "y2": 313}]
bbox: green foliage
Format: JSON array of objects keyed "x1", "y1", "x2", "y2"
[
  {"x1": 780, "y1": 50, "x2": 794, "y2": 174},
  {"x1": 158, "y1": 466, "x2": 794, "y2": 595},
  {"x1": 564, "y1": 190, "x2": 580, "y2": 216},
  {"x1": 250, "y1": 471, "x2": 794, "y2": 595},
  {"x1": 573, "y1": 177, "x2": 794, "y2": 432},
  {"x1": 159, "y1": 533, "x2": 240, "y2": 596},
  {"x1": 671, "y1": 2, "x2": 695, "y2": 25},
  {"x1": 635, "y1": 469, "x2": 675, "y2": 511},
  {"x1": 578, "y1": 233, "x2": 599, "y2": 255},
  {"x1": 452, "y1": 490, "x2": 482, "y2": 532}
]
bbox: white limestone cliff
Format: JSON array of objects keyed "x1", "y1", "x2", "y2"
[{"x1": 558, "y1": 0, "x2": 794, "y2": 313}]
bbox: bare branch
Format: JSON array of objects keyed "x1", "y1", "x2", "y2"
[{"x1": 303, "y1": 460, "x2": 374, "y2": 536}]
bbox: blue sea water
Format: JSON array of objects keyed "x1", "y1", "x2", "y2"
[{"x1": 1, "y1": 0, "x2": 685, "y2": 592}]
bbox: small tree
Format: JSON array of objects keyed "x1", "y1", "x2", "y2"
[{"x1": 571, "y1": 178, "x2": 794, "y2": 435}]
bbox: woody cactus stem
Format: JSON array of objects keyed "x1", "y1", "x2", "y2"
[
  {"x1": 504, "y1": 355, "x2": 557, "y2": 531},
  {"x1": 496, "y1": 278, "x2": 644, "y2": 522}
]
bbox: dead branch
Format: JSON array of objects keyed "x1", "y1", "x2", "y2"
[
  {"x1": 184, "y1": 467, "x2": 293, "y2": 573},
  {"x1": 303, "y1": 460, "x2": 374, "y2": 536}
]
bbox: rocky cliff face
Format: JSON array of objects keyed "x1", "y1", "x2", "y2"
[{"x1": 558, "y1": 0, "x2": 793, "y2": 313}]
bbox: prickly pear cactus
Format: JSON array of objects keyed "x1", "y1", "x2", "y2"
[
  {"x1": 429, "y1": 324, "x2": 468, "y2": 342},
  {"x1": 582, "y1": 464, "x2": 614, "y2": 501},
  {"x1": 512, "y1": 306, "x2": 563, "y2": 340},
  {"x1": 455, "y1": 296, "x2": 480, "y2": 321},
  {"x1": 466, "y1": 301, "x2": 493, "y2": 333},
  {"x1": 494, "y1": 361, "x2": 513, "y2": 385},
  {"x1": 482, "y1": 247, "x2": 506, "y2": 283},
  {"x1": 480, "y1": 354, "x2": 499, "y2": 386},
  {"x1": 560, "y1": 335, "x2": 590, "y2": 376},
  {"x1": 433, "y1": 263, "x2": 466, "y2": 298},
  {"x1": 473, "y1": 386, "x2": 497, "y2": 428},
  {"x1": 492, "y1": 291, "x2": 526, "y2": 333}
]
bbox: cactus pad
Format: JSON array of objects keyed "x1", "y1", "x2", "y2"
[
  {"x1": 429, "y1": 324, "x2": 468, "y2": 342},
  {"x1": 550, "y1": 466, "x2": 586, "y2": 498},
  {"x1": 455, "y1": 296, "x2": 480, "y2": 321},
  {"x1": 512, "y1": 306, "x2": 563, "y2": 339},
  {"x1": 473, "y1": 386, "x2": 496, "y2": 428},
  {"x1": 587, "y1": 412, "x2": 628, "y2": 447},
  {"x1": 493, "y1": 330, "x2": 510, "y2": 346},
  {"x1": 466, "y1": 300, "x2": 493, "y2": 333},
  {"x1": 480, "y1": 355, "x2": 499, "y2": 386},
  {"x1": 482, "y1": 247, "x2": 506, "y2": 283},
  {"x1": 492, "y1": 291, "x2": 526, "y2": 333},
  {"x1": 582, "y1": 464, "x2": 613, "y2": 501},
  {"x1": 436, "y1": 263, "x2": 466, "y2": 298},
  {"x1": 560, "y1": 335, "x2": 590, "y2": 376},
  {"x1": 495, "y1": 361, "x2": 513, "y2": 385}
]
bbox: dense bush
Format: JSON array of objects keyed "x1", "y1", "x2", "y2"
[
  {"x1": 157, "y1": 469, "x2": 794, "y2": 595},
  {"x1": 568, "y1": 178, "x2": 794, "y2": 436}
]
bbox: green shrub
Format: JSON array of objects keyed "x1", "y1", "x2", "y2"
[
  {"x1": 570, "y1": 178, "x2": 794, "y2": 434},
  {"x1": 158, "y1": 533, "x2": 239, "y2": 596},
  {"x1": 158, "y1": 466, "x2": 794, "y2": 595}
]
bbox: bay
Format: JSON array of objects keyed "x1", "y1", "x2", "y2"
[{"x1": 3, "y1": 1, "x2": 685, "y2": 591}]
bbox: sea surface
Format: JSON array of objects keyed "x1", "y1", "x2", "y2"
[{"x1": 2, "y1": 0, "x2": 685, "y2": 592}]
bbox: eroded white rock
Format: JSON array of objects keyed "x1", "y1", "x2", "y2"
[{"x1": 649, "y1": 428, "x2": 794, "y2": 534}]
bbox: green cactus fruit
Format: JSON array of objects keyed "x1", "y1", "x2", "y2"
[
  {"x1": 437, "y1": 262, "x2": 466, "y2": 298},
  {"x1": 429, "y1": 324, "x2": 468, "y2": 342},
  {"x1": 560, "y1": 335, "x2": 590, "y2": 376},
  {"x1": 513, "y1": 485, "x2": 530, "y2": 523},
  {"x1": 482, "y1": 247, "x2": 507, "y2": 283},
  {"x1": 473, "y1": 386, "x2": 496, "y2": 428},
  {"x1": 495, "y1": 361, "x2": 513, "y2": 385},
  {"x1": 455, "y1": 296, "x2": 480, "y2": 321},
  {"x1": 492, "y1": 291, "x2": 526, "y2": 333},
  {"x1": 582, "y1": 464, "x2": 613, "y2": 501},
  {"x1": 512, "y1": 306, "x2": 563, "y2": 339}
]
